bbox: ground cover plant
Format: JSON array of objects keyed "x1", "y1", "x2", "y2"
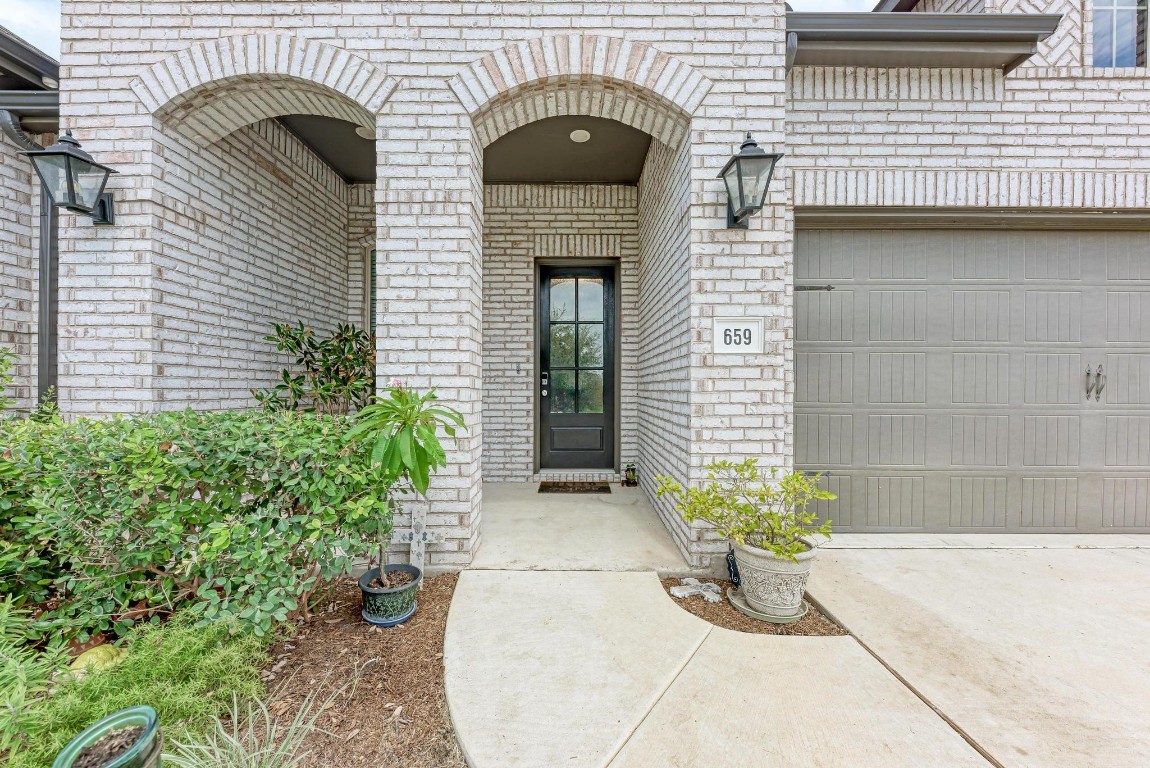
[
  {"x1": 0, "y1": 409, "x2": 390, "y2": 641},
  {"x1": 4, "y1": 615, "x2": 270, "y2": 768}
]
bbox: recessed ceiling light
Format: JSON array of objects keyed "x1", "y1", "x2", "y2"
[
  {"x1": 41, "y1": 76, "x2": 59, "y2": 89},
  {"x1": 569, "y1": 129, "x2": 591, "y2": 143},
  {"x1": 355, "y1": 125, "x2": 375, "y2": 140}
]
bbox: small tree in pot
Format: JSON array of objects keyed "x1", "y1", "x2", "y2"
[
  {"x1": 345, "y1": 380, "x2": 465, "y2": 626},
  {"x1": 655, "y1": 459, "x2": 835, "y2": 622}
]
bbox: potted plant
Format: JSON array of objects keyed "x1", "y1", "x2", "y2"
[
  {"x1": 622, "y1": 463, "x2": 638, "y2": 487},
  {"x1": 52, "y1": 705, "x2": 162, "y2": 768},
  {"x1": 346, "y1": 380, "x2": 465, "y2": 626},
  {"x1": 655, "y1": 459, "x2": 835, "y2": 622}
]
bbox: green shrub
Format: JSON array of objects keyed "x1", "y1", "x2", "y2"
[
  {"x1": 5, "y1": 616, "x2": 271, "y2": 768},
  {"x1": 0, "y1": 409, "x2": 390, "y2": 640},
  {"x1": 0, "y1": 347, "x2": 15, "y2": 413},
  {"x1": 655, "y1": 459, "x2": 836, "y2": 560},
  {"x1": 253, "y1": 322, "x2": 375, "y2": 415}
]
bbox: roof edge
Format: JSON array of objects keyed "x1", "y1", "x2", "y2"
[
  {"x1": 873, "y1": 0, "x2": 921, "y2": 12},
  {"x1": 0, "y1": 25, "x2": 59, "y2": 89},
  {"x1": 788, "y1": 13, "x2": 1063, "y2": 42}
]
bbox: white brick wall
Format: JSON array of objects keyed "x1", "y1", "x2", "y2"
[
  {"x1": 149, "y1": 118, "x2": 354, "y2": 410},
  {"x1": 0, "y1": 133, "x2": 37, "y2": 411},
  {"x1": 482, "y1": 184, "x2": 640, "y2": 481},
  {"x1": 914, "y1": 0, "x2": 987, "y2": 12}
]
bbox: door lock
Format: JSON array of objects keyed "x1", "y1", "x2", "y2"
[{"x1": 541, "y1": 371, "x2": 549, "y2": 397}]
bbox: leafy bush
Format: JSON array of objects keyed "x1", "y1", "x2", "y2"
[
  {"x1": 0, "y1": 347, "x2": 15, "y2": 413},
  {"x1": 253, "y1": 322, "x2": 375, "y2": 415},
  {"x1": 0, "y1": 417, "x2": 58, "y2": 609},
  {"x1": 0, "y1": 409, "x2": 390, "y2": 640},
  {"x1": 655, "y1": 459, "x2": 836, "y2": 560},
  {"x1": 5, "y1": 616, "x2": 271, "y2": 768},
  {"x1": 0, "y1": 599, "x2": 68, "y2": 757}
]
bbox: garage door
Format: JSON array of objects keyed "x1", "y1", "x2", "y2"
[{"x1": 795, "y1": 229, "x2": 1150, "y2": 532}]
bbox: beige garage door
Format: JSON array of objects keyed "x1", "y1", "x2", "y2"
[{"x1": 795, "y1": 229, "x2": 1150, "y2": 532}]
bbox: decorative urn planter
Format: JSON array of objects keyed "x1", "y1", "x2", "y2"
[
  {"x1": 359, "y1": 564, "x2": 421, "y2": 626},
  {"x1": 52, "y1": 705, "x2": 162, "y2": 768},
  {"x1": 733, "y1": 541, "x2": 816, "y2": 620}
]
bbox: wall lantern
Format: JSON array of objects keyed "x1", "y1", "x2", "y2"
[
  {"x1": 718, "y1": 133, "x2": 782, "y2": 229},
  {"x1": 20, "y1": 130, "x2": 117, "y2": 225}
]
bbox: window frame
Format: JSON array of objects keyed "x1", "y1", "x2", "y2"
[{"x1": 1093, "y1": 0, "x2": 1149, "y2": 68}]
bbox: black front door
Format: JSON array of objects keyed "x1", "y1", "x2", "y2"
[{"x1": 538, "y1": 266, "x2": 616, "y2": 470}]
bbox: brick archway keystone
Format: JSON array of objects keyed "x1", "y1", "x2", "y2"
[
  {"x1": 448, "y1": 35, "x2": 713, "y2": 148},
  {"x1": 130, "y1": 34, "x2": 398, "y2": 147}
]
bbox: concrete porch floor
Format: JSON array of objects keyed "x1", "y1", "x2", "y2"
[{"x1": 471, "y1": 482, "x2": 689, "y2": 573}]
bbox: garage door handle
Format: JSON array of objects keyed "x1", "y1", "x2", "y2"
[
  {"x1": 1085, "y1": 367, "x2": 1097, "y2": 399},
  {"x1": 1093, "y1": 365, "x2": 1106, "y2": 402}
]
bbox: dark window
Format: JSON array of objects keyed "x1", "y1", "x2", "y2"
[{"x1": 1094, "y1": 1, "x2": 1148, "y2": 67}]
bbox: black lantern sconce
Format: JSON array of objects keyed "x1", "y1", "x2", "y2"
[
  {"x1": 20, "y1": 130, "x2": 117, "y2": 225},
  {"x1": 718, "y1": 133, "x2": 782, "y2": 229}
]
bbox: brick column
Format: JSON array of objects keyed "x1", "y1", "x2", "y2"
[{"x1": 374, "y1": 83, "x2": 484, "y2": 566}]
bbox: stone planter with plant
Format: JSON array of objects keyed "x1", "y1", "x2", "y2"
[
  {"x1": 346, "y1": 380, "x2": 465, "y2": 626},
  {"x1": 656, "y1": 459, "x2": 835, "y2": 623}
]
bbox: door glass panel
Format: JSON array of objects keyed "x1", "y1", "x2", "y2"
[
  {"x1": 550, "y1": 278, "x2": 576, "y2": 321},
  {"x1": 578, "y1": 370, "x2": 604, "y2": 413},
  {"x1": 550, "y1": 323, "x2": 576, "y2": 367},
  {"x1": 551, "y1": 370, "x2": 576, "y2": 413},
  {"x1": 577, "y1": 278, "x2": 604, "y2": 321},
  {"x1": 578, "y1": 324, "x2": 604, "y2": 367}
]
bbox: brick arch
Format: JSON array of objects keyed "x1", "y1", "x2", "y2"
[
  {"x1": 448, "y1": 35, "x2": 713, "y2": 148},
  {"x1": 130, "y1": 34, "x2": 398, "y2": 147}
]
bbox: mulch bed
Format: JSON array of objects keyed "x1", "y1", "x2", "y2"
[
  {"x1": 264, "y1": 574, "x2": 465, "y2": 768},
  {"x1": 660, "y1": 577, "x2": 848, "y2": 637}
]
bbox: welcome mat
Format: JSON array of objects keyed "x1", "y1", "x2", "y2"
[{"x1": 538, "y1": 481, "x2": 612, "y2": 494}]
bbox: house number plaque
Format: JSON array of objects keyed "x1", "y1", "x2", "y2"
[{"x1": 712, "y1": 318, "x2": 764, "y2": 354}]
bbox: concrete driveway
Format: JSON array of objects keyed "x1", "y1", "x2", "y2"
[{"x1": 807, "y1": 536, "x2": 1150, "y2": 768}]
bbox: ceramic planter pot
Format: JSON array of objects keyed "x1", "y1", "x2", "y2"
[
  {"x1": 733, "y1": 541, "x2": 816, "y2": 619},
  {"x1": 359, "y1": 564, "x2": 421, "y2": 626},
  {"x1": 52, "y1": 705, "x2": 162, "y2": 768}
]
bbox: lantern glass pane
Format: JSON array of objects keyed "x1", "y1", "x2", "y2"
[
  {"x1": 737, "y1": 155, "x2": 776, "y2": 212},
  {"x1": 721, "y1": 163, "x2": 742, "y2": 213},
  {"x1": 30, "y1": 154, "x2": 71, "y2": 207},
  {"x1": 70, "y1": 159, "x2": 109, "y2": 211}
]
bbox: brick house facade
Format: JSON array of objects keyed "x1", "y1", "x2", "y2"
[{"x1": 2, "y1": 0, "x2": 1148, "y2": 567}]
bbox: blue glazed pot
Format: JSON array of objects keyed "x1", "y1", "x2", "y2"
[
  {"x1": 359, "y1": 565, "x2": 421, "y2": 626},
  {"x1": 52, "y1": 705, "x2": 162, "y2": 768}
]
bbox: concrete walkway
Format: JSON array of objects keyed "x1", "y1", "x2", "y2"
[
  {"x1": 808, "y1": 542, "x2": 1150, "y2": 767},
  {"x1": 471, "y1": 483, "x2": 688, "y2": 573},
  {"x1": 445, "y1": 570, "x2": 987, "y2": 768}
]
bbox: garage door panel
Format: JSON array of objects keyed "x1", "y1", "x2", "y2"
[
  {"x1": 951, "y1": 352, "x2": 1011, "y2": 405},
  {"x1": 1105, "y1": 354, "x2": 1150, "y2": 404},
  {"x1": 797, "y1": 352, "x2": 854, "y2": 404},
  {"x1": 1022, "y1": 416, "x2": 1080, "y2": 467},
  {"x1": 952, "y1": 290, "x2": 1011, "y2": 343},
  {"x1": 868, "y1": 352, "x2": 926, "y2": 404},
  {"x1": 1024, "y1": 291, "x2": 1083, "y2": 343},
  {"x1": 869, "y1": 290, "x2": 927, "y2": 342},
  {"x1": 866, "y1": 475, "x2": 925, "y2": 529},
  {"x1": 950, "y1": 415, "x2": 1010, "y2": 467},
  {"x1": 797, "y1": 228, "x2": 1150, "y2": 534},
  {"x1": 1104, "y1": 416, "x2": 1150, "y2": 467},
  {"x1": 1021, "y1": 477, "x2": 1080, "y2": 528},
  {"x1": 1023, "y1": 353, "x2": 1081, "y2": 404},
  {"x1": 796, "y1": 290, "x2": 853, "y2": 342},
  {"x1": 1107, "y1": 292, "x2": 1150, "y2": 343},
  {"x1": 949, "y1": 477, "x2": 1009, "y2": 528},
  {"x1": 1102, "y1": 478, "x2": 1150, "y2": 527}
]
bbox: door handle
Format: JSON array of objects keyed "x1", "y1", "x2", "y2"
[
  {"x1": 541, "y1": 371, "x2": 549, "y2": 397},
  {"x1": 1093, "y1": 364, "x2": 1106, "y2": 402},
  {"x1": 1085, "y1": 366, "x2": 1096, "y2": 399}
]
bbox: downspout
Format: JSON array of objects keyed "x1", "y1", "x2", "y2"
[{"x1": 0, "y1": 109, "x2": 58, "y2": 404}]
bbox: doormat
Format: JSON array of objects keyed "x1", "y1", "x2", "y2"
[{"x1": 538, "y1": 481, "x2": 612, "y2": 494}]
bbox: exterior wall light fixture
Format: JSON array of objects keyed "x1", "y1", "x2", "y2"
[
  {"x1": 719, "y1": 133, "x2": 782, "y2": 229},
  {"x1": 20, "y1": 129, "x2": 117, "y2": 225}
]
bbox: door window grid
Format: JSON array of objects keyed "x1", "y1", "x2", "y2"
[
  {"x1": 549, "y1": 277, "x2": 605, "y2": 414},
  {"x1": 1094, "y1": 0, "x2": 1148, "y2": 67}
]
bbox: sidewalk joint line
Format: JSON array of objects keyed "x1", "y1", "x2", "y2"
[{"x1": 599, "y1": 624, "x2": 713, "y2": 768}]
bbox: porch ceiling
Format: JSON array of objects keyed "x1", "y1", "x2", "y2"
[
  {"x1": 278, "y1": 114, "x2": 375, "y2": 184},
  {"x1": 484, "y1": 115, "x2": 653, "y2": 185}
]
